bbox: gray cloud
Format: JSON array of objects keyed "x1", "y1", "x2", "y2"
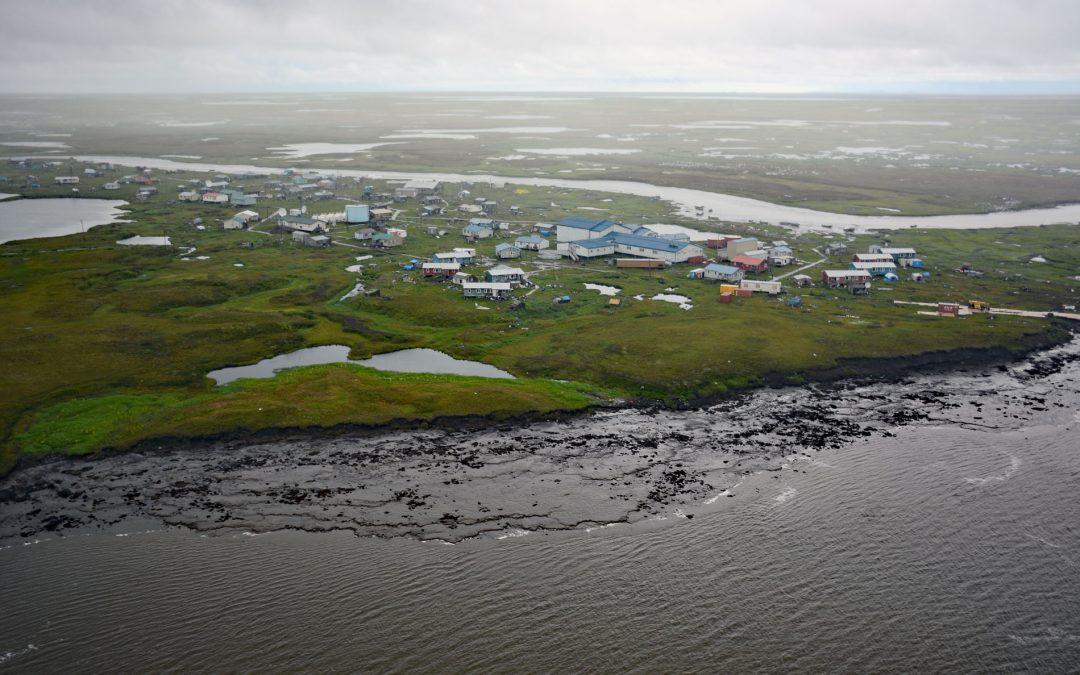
[{"x1": 1, "y1": 0, "x2": 1078, "y2": 93}]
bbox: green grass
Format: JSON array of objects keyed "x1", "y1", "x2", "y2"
[
  {"x1": 14, "y1": 365, "x2": 597, "y2": 458},
  {"x1": 0, "y1": 165, "x2": 1076, "y2": 475}
]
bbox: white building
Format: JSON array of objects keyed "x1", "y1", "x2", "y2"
[
  {"x1": 495, "y1": 243, "x2": 521, "y2": 259},
  {"x1": 462, "y1": 282, "x2": 512, "y2": 299},
  {"x1": 740, "y1": 279, "x2": 782, "y2": 295},
  {"x1": 486, "y1": 266, "x2": 526, "y2": 286}
]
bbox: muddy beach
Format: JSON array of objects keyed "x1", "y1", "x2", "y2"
[{"x1": 2, "y1": 337, "x2": 1076, "y2": 543}]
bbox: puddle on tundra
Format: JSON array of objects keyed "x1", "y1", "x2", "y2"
[
  {"x1": 584, "y1": 283, "x2": 620, "y2": 296},
  {"x1": 651, "y1": 293, "x2": 693, "y2": 309},
  {"x1": 207, "y1": 346, "x2": 514, "y2": 385}
]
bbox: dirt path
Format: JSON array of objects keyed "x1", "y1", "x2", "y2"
[
  {"x1": 894, "y1": 300, "x2": 1080, "y2": 321},
  {"x1": 771, "y1": 248, "x2": 825, "y2": 281}
]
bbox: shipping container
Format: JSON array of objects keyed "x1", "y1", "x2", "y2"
[
  {"x1": 615, "y1": 258, "x2": 667, "y2": 269},
  {"x1": 719, "y1": 292, "x2": 732, "y2": 303},
  {"x1": 740, "y1": 279, "x2": 782, "y2": 295}
]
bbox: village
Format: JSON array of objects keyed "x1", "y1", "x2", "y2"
[
  {"x1": 1, "y1": 155, "x2": 1077, "y2": 482},
  {"x1": 10, "y1": 157, "x2": 1074, "y2": 324},
  {"x1": 235, "y1": 176, "x2": 964, "y2": 312}
]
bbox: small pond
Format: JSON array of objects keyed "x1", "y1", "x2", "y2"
[
  {"x1": 651, "y1": 293, "x2": 694, "y2": 310},
  {"x1": 583, "y1": 283, "x2": 620, "y2": 296},
  {"x1": 0, "y1": 198, "x2": 128, "y2": 244},
  {"x1": 208, "y1": 345, "x2": 514, "y2": 385},
  {"x1": 117, "y1": 235, "x2": 171, "y2": 246}
]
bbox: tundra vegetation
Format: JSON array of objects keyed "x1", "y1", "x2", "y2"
[{"x1": 0, "y1": 161, "x2": 1076, "y2": 475}]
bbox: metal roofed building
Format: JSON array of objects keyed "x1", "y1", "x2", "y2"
[
  {"x1": 702, "y1": 263, "x2": 745, "y2": 282},
  {"x1": 462, "y1": 282, "x2": 512, "y2": 300},
  {"x1": 515, "y1": 234, "x2": 550, "y2": 250},
  {"x1": 556, "y1": 216, "x2": 632, "y2": 242},
  {"x1": 402, "y1": 178, "x2": 441, "y2": 193},
  {"x1": 278, "y1": 215, "x2": 328, "y2": 234},
  {"x1": 495, "y1": 243, "x2": 521, "y2": 259},
  {"x1": 485, "y1": 266, "x2": 526, "y2": 286},
  {"x1": 850, "y1": 260, "x2": 897, "y2": 276}
]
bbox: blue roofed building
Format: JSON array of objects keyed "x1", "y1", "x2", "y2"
[
  {"x1": 567, "y1": 237, "x2": 617, "y2": 258},
  {"x1": 556, "y1": 216, "x2": 633, "y2": 242},
  {"x1": 702, "y1": 263, "x2": 745, "y2": 282},
  {"x1": 462, "y1": 221, "x2": 494, "y2": 239},
  {"x1": 495, "y1": 242, "x2": 521, "y2": 259},
  {"x1": 565, "y1": 231, "x2": 704, "y2": 263}
]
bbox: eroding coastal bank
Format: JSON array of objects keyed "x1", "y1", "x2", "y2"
[{"x1": 2, "y1": 336, "x2": 1076, "y2": 543}]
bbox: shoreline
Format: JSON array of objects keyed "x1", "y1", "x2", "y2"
[
  {"x1": 2, "y1": 328, "x2": 1076, "y2": 545},
  {"x1": 14, "y1": 154, "x2": 1080, "y2": 230},
  {"x1": 6, "y1": 322, "x2": 1073, "y2": 480}
]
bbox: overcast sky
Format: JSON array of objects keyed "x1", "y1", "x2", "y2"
[{"x1": 1, "y1": 0, "x2": 1079, "y2": 94}]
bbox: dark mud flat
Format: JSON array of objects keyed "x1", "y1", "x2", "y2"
[{"x1": 2, "y1": 339, "x2": 1078, "y2": 543}]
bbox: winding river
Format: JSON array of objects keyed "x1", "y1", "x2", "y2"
[{"x1": 39, "y1": 154, "x2": 1080, "y2": 232}]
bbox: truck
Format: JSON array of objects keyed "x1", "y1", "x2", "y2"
[{"x1": 969, "y1": 300, "x2": 991, "y2": 312}]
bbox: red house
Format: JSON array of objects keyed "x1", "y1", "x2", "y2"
[
  {"x1": 731, "y1": 254, "x2": 768, "y2": 273},
  {"x1": 421, "y1": 262, "x2": 461, "y2": 277}
]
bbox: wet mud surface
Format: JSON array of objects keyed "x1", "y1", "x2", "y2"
[{"x1": 2, "y1": 340, "x2": 1077, "y2": 543}]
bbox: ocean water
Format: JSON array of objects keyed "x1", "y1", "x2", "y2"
[{"x1": 1, "y1": 341, "x2": 1078, "y2": 671}]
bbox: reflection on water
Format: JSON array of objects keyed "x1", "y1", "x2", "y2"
[
  {"x1": 207, "y1": 345, "x2": 514, "y2": 384},
  {"x1": 0, "y1": 197, "x2": 128, "y2": 243},
  {"x1": 56, "y1": 154, "x2": 1080, "y2": 231},
  {"x1": 1, "y1": 340, "x2": 1078, "y2": 671}
]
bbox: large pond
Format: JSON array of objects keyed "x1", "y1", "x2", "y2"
[
  {"x1": 208, "y1": 345, "x2": 514, "y2": 385},
  {"x1": 51, "y1": 154, "x2": 1080, "y2": 232},
  {"x1": 0, "y1": 197, "x2": 128, "y2": 244}
]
